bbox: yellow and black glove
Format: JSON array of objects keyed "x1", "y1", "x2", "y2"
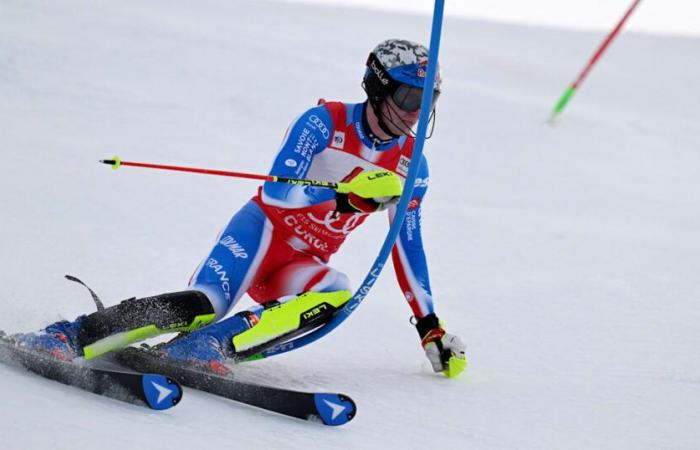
[
  {"x1": 335, "y1": 167, "x2": 402, "y2": 214},
  {"x1": 416, "y1": 313, "x2": 467, "y2": 378}
]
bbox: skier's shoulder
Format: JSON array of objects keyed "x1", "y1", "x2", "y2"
[
  {"x1": 315, "y1": 98, "x2": 350, "y2": 110},
  {"x1": 292, "y1": 99, "x2": 360, "y2": 140},
  {"x1": 285, "y1": 101, "x2": 334, "y2": 145},
  {"x1": 314, "y1": 98, "x2": 359, "y2": 124}
]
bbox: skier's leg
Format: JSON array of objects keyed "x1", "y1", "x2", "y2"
[
  {"x1": 247, "y1": 255, "x2": 352, "y2": 303},
  {"x1": 186, "y1": 200, "x2": 274, "y2": 320},
  {"x1": 230, "y1": 257, "x2": 353, "y2": 355},
  {"x1": 12, "y1": 291, "x2": 216, "y2": 361},
  {"x1": 14, "y1": 201, "x2": 273, "y2": 360},
  {"x1": 160, "y1": 256, "x2": 353, "y2": 367}
]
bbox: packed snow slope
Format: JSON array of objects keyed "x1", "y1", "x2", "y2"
[{"x1": 1, "y1": 1, "x2": 699, "y2": 449}]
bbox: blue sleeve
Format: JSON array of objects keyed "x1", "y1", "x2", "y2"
[
  {"x1": 390, "y1": 155, "x2": 434, "y2": 318},
  {"x1": 261, "y1": 105, "x2": 334, "y2": 208}
]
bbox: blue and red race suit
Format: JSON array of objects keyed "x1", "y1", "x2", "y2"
[{"x1": 188, "y1": 101, "x2": 434, "y2": 321}]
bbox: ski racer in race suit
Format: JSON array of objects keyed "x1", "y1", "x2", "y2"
[{"x1": 12, "y1": 39, "x2": 466, "y2": 378}]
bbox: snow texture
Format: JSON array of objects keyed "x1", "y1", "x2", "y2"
[{"x1": 1, "y1": 1, "x2": 699, "y2": 449}]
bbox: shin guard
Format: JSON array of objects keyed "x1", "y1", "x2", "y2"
[
  {"x1": 232, "y1": 290, "x2": 351, "y2": 359},
  {"x1": 78, "y1": 291, "x2": 216, "y2": 359}
]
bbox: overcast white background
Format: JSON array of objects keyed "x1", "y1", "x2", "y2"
[{"x1": 274, "y1": 0, "x2": 700, "y2": 36}]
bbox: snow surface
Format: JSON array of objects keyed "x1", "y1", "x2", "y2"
[{"x1": 1, "y1": 0, "x2": 699, "y2": 448}]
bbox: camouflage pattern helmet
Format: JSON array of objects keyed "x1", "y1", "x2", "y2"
[{"x1": 367, "y1": 39, "x2": 441, "y2": 91}]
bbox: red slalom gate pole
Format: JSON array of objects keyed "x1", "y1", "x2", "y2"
[{"x1": 550, "y1": 0, "x2": 643, "y2": 121}]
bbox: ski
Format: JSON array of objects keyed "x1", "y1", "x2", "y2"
[
  {"x1": 116, "y1": 346, "x2": 357, "y2": 426},
  {"x1": 0, "y1": 334, "x2": 182, "y2": 410}
]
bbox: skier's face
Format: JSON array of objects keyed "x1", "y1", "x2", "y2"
[{"x1": 381, "y1": 95, "x2": 421, "y2": 135}]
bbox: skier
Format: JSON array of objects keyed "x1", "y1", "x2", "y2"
[{"x1": 13, "y1": 39, "x2": 467, "y2": 378}]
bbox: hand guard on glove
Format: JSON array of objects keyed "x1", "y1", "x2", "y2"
[
  {"x1": 335, "y1": 167, "x2": 402, "y2": 214},
  {"x1": 415, "y1": 313, "x2": 467, "y2": 378}
]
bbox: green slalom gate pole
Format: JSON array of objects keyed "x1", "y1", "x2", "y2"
[{"x1": 550, "y1": 0, "x2": 643, "y2": 121}]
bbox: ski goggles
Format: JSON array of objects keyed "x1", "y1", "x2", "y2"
[{"x1": 391, "y1": 83, "x2": 440, "y2": 113}]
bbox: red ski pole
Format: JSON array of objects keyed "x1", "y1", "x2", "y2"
[
  {"x1": 100, "y1": 156, "x2": 345, "y2": 191},
  {"x1": 550, "y1": 0, "x2": 643, "y2": 121},
  {"x1": 100, "y1": 156, "x2": 396, "y2": 198}
]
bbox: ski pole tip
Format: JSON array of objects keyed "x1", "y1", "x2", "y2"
[{"x1": 100, "y1": 156, "x2": 122, "y2": 170}]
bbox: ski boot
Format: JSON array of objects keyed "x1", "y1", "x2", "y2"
[
  {"x1": 12, "y1": 316, "x2": 86, "y2": 361},
  {"x1": 158, "y1": 311, "x2": 256, "y2": 375}
]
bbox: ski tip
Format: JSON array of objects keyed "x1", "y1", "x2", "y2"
[
  {"x1": 141, "y1": 374, "x2": 183, "y2": 410},
  {"x1": 313, "y1": 393, "x2": 357, "y2": 426}
]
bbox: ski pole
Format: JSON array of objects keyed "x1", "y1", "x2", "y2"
[
  {"x1": 549, "y1": 0, "x2": 643, "y2": 121},
  {"x1": 100, "y1": 156, "x2": 347, "y2": 191}
]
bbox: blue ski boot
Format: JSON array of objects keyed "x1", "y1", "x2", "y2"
[
  {"x1": 159, "y1": 311, "x2": 255, "y2": 375},
  {"x1": 12, "y1": 316, "x2": 85, "y2": 361}
]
